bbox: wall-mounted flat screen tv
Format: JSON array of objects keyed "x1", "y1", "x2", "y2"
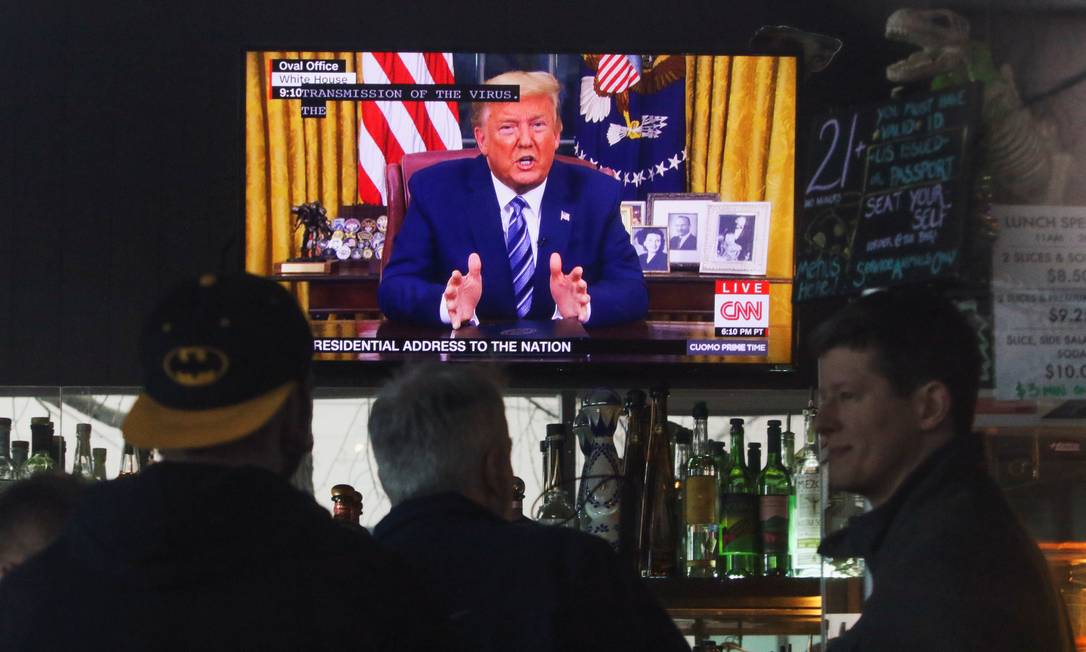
[{"x1": 244, "y1": 50, "x2": 797, "y2": 368}]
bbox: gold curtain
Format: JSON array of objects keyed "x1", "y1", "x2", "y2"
[
  {"x1": 244, "y1": 51, "x2": 360, "y2": 307},
  {"x1": 686, "y1": 55, "x2": 796, "y2": 280}
]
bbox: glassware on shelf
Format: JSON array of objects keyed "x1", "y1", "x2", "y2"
[
  {"x1": 71, "y1": 423, "x2": 95, "y2": 480},
  {"x1": 535, "y1": 424, "x2": 578, "y2": 529}
]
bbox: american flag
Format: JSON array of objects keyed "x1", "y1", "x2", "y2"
[
  {"x1": 357, "y1": 52, "x2": 463, "y2": 205},
  {"x1": 595, "y1": 54, "x2": 641, "y2": 94}
]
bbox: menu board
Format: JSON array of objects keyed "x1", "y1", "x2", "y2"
[
  {"x1": 993, "y1": 205, "x2": 1086, "y2": 401},
  {"x1": 795, "y1": 84, "x2": 982, "y2": 302}
]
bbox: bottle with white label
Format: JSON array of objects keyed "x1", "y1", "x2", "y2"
[{"x1": 792, "y1": 399, "x2": 823, "y2": 577}]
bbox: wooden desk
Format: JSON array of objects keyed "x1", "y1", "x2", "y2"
[{"x1": 273, "y1": 264, "x2": 791, "y2": 321}]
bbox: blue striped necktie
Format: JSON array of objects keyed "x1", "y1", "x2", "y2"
[{"x1": 506, "y1": 196, "x2": 533, "y2": 319}]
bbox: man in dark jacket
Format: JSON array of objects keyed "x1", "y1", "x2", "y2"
[
  {"x1": 369, "y1": 363, "x2": 689, "y2": 652},
  {"x1": 0, "y1": 273, "x2": 444, "y2": 652},
  {"x1": 811, "y1": 287, "x2": 1074, "y2": 651}
]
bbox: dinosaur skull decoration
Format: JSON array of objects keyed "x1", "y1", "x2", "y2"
[{"x1": 885, "y1": 8, "x2": 971, "y2": 83}]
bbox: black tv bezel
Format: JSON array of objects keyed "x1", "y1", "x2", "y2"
[{"x1": 239, "y1": 44, "x2": 807, "y2": 390}]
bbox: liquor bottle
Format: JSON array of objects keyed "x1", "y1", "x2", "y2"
[
  {"x1": 91, "y1": 448, "x2": 108, "y2": 481},
  {"x1": 618, "y1": 390, "x2": 648, "y2": 572},
  {"x1": 71, "y1": 423, "x2": 95, "y2": 480},
  {"x1": 671, "y1": 425, "x2": 692, "y2": 569},
  {"x1": 792, "y1": 399, "x2": 823, "y2": 577},
  {"x1": 117, "y1": 443, "x2": 139, "y2": 478},
  {"x1": 759, "y1": 420, "x2": 793, "y2": 577},
  {"x1": 747, "y1": 441, "x2": 763, "y2": 575},
  {"x1": 575, "y1": 391, "x2": 623, "y2": 550},
  {"x1": 0, "y1": 418, "x2": 12, "y2": 481},
  {"x1": 26, "y1": 417, "x2": 56, "y2": 475},
  {"x1": 11, "y1": 441, "x2": 30, "y2": 480},
  {"x1": 782, "y1": 416, "x2": 797, "y2": 570},
  {"x1": 52, "y1": 435, "x2": 67, "y2": 472},
  {"x1": 536, "y1": 424, "x2": 578, "y2": 528},
  {"x1": 747, "y1": 442, "x2": 761, "y2": 475},
  {"x1": 512, "y1": 476, "x2": 528, "y2": 522},
  {"x1": 331, "y1": 484, "x2": 358, "y2": 523},
  {"x1": 710, "y1": 440, "x2": 729, "y2": 478},
  {"x1": 641, "y1": 386, "x2": 675, "y2": 577},
  {"x1": 720, "y1": 418, "x2": 757, "y2": 577},
  {"x1": 683, "y1": 402, "x2": 719, "y2": 577}
]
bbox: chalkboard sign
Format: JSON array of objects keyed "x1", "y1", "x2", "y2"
[{"x1": 795, "y1": 83, "x2": 982, "y2": 302}]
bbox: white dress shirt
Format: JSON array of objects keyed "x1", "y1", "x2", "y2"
[{"x1": 439, "y1": 174, "x2": 589, "y2": 324}]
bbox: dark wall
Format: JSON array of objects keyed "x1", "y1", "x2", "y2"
[{"x1": 1, "y1": 0, "x2": 921, "y2": 385}]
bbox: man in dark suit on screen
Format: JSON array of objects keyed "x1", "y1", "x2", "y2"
[{"x1": 378, "y1": 71, "x2": 648, "y2": 328}]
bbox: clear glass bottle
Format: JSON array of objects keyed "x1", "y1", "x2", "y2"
[
  {"x1": 117, "y1": 443, "x2": 139, "y2": 478},
  {"x1": 91, "y1": 448, "x2": 108, "y2": 481},
  {"x1": 535, "y1": 425, "x2": 578, "y2": 528},
  {"x1": 0, "y1": 417, "x2": 13, "y2": 481},
  {"x1": 792, "y1": 399, "x2": 823, "y2": 577},
  {"x1": 11, "y1": 441, "x2": 30, "y2": 480},
  {"x1": 719, "y1": 418, "x2": 757, "y2": 578},
  {"x1": 684, "y1": 402, "x2": 719, "y2": 578},
  {"x1": 26, "y1": 417, "x2": 56, "y2": 476},
  {"x1": 759, "y1": 420, "x2": 793, "y2": 577},
  {"x1": 71, "y1": 423, "x2": 95, "y2": 480}
]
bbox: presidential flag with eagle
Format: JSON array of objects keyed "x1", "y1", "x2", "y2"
[{"x1": 573, "y1": 54, "x2": 687, "y2": 200}]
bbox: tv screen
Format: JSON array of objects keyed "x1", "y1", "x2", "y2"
[{"x1": 244, "y1": 50, "x2": 797, "y2": 367}]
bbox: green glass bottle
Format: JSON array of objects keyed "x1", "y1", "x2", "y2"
[
  {"x1": 26, "y1": 417, "x2": 56, "y2": 476},
  {"x1": 683, "y1": 402, "x2": 719, "y2": 577},
  {"x1": 71, "y1": 424, "x2": 95, "y2": 480},
  {"x1": 710, "y1": 440, "x2": 729, "y2": 479},
  {"x1": 759, "y1": 420, "x2": 793, "y2": 577},
  {"x1": 719, "y1": 418, "x2": 757, "y2": 577}
]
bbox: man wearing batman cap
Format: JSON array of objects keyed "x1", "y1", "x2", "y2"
[{"x1": 0, "y1": 273, "x2": 447, "y2": 652}]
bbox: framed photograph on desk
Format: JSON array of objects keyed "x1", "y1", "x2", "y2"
[
  {"x1": 630, "y1": 225, "x2": 670, "y2": 274},
  {"x1": 700, "y1": 202, "x2": 771, "y2": 276},
  {"x1": 647, "y1": 193, "x2": 716, "y2": 269},
  {"x1": 619, "y1": 201, "x2": 646, "y2": 235}
]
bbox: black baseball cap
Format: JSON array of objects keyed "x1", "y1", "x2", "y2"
[{"x1": 122, "y1": 273, "x2": 313, "y2": 449}]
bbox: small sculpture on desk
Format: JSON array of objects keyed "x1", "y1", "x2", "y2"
[
  {"x1": 575, "y1": 390, "x2": 624, "y2": 550},
  {"x1": 291, "y1": 201, "x2": 332, "y2": 261}
]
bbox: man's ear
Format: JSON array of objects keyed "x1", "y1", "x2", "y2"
[
  {"x1": 474, "y1": 126, "x2": 487, "y2": 155},
  {"x1": 912, "y1": 380, "x2": 952, "y2": 432},
  {"x1": 280, "y1": 385, "x2": 314, "y2": 457}
]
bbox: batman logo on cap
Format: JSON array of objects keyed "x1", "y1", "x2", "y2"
[{"x1": 163, "y1": 347, "x2": 230, "y2": 387}]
